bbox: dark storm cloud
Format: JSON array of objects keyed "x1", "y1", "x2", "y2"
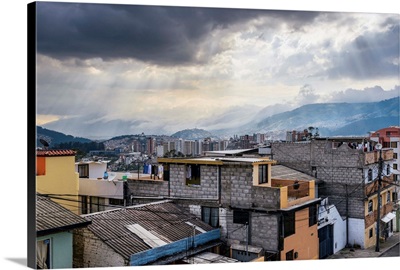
[
  {"x1": 327, "y1": 20, "x2": 399, "y2": 79},
  {"x1": 36, "y1": 2, "x2": 319, "y2": 65}
]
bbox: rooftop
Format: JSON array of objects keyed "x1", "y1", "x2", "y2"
[
  {"x1": 36, "y1": 149, "x2": 76, "y2": 157},
  {"x1": 81, "y1": 200, "x2": 217, "y2": 260},
  {"x1": 36, "y1": 194, "x2": 91, "y2": 236}
]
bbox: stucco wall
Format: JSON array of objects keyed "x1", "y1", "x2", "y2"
[
  {"x1": 36, "y1": 155, "x2": 80, "y2": 214},
  {"x1": 281, "y1": 208, "x2": 319, "y2": 260},
  {"x1": 37, "y1": 232, "x2": 73, "y2": 269},
  {"x1": 348, "y1": 218, "x2": 365, "y2": 248}
]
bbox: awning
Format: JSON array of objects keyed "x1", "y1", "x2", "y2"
[{"x1": 381, "y1": 212, "x2": 396, "y2": 223}]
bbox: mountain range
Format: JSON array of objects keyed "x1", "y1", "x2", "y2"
[
  {"x1": 39, "y1": 97, "x2": 399, "y2": 142},
  {"x1": 209, "y1": 97, "x2": 399, "y2": 139}
]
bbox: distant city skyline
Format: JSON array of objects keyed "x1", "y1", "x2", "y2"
[{"x1": 36, "y1": 1, "x2": 399, "y2": 139}]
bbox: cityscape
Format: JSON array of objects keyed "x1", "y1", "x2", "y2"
[{"x1": 29, "y1": 1, "x2": 400, "y2": 270}]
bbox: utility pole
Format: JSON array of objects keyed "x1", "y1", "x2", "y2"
[
  {"x1": 245, "y1": 222, "x2": 249, "y2": 256},
  {"x1": 375, "y1": 143, "x2": 383, "y2": 252}
]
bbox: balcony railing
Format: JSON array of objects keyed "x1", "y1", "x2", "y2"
[{"x1": 272, "y1": 179, "x2": 315, "y2": 208}]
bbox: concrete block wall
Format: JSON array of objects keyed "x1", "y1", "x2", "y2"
[
  {"x1": 127, "y1": 179, "x2": 169, "y2": 197},
  {"x1": 223, "y1": 209, "x2": 279, "y2": 251},
  {"x1": 73, "y1": 227, "x2": 127, "y2": 268},
  {"x1": 251, "y1": 213, "x2": 279, "y2": 249},
  {"x1": 272, "y1": 141, "x2": 365, "y2": 177},
  {"x1": 168, "y1": 164, "x2": 219, "y2": 199},
  {"x1": 319, "y1": 182, "x2": 365, "y2": 218},
  {"x1": 272, "y1": 142, "x2": 312, "y2": 174},
  {"x1": 220, "y1": 165, "x2": 254, "y2": 209},
  {"x1": 251, "y1": 186, "x2": 281, "y2": 209}
]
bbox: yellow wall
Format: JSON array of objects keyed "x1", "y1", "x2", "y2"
[
  {"x1": 252, "y1": 163, "x2": 272, "y2": 187},
  {"x1": 364, "y1": 224, "x2": 376, "y2": 249},
  {"x1": 36, "y1": 155, "x2": 80, "y2": 215},
  {"x1": 281, "y1": 208, "x2": 319, "y2": 260}
]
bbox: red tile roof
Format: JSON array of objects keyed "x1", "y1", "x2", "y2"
[{"x1": 36, "y1": 149, "x2": 76, "y2": 157}]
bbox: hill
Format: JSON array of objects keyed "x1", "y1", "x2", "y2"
[
  {"x1": 248, "y1": 97, "x2": 399, "y2": 138},
  {"x1": 36, "y1": 126, "x2": 93, "y2": 147},
  {"x1": 171, "y1": 128, "x2": 218, "y2": 140}
]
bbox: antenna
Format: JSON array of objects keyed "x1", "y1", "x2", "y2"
[{"x1": 39, "y1": 138, "x2": 49, "y2": 149}]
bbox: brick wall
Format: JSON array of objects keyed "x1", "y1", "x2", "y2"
[{"x1": 73, "y1": 227, "x2": 127, "y2": 268}]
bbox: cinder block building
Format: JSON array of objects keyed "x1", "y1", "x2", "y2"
[
  {"x1": 125, "y1": 152, "x2": 321, "y2": 262},
  {"x1": 271, "y1": 138, "x2": 397, "y2": 249}
]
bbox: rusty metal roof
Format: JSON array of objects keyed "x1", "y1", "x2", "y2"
[
  {"x1": 36, "y1": 194, "x2": 91, "y2": 236},
  {"x1": 82, "y1": 200, "x2": 215, "y2": 260}
]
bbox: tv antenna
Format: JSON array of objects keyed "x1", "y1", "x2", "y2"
[{"x1": 39, "y1": 138, "x2": 50, "y2": 150}]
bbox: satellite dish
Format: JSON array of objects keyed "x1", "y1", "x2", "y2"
[{"x1": 39, "y1": 138, "x2": 49, "y2": 149}]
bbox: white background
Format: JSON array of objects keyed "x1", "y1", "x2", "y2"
[{"x1": 1, "y1": 0, "x2": 399, "y2": 269}]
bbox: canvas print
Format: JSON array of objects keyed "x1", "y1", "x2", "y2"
[{"x1": 28, "y1": 1, "x2": 400, "y2": 269}]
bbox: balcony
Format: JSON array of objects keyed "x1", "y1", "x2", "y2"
[
  {"x1": 364, "y1": 149, "x2": 393, "y2": 165},
  {"x1": 271, "y1": 179, "x2": 316, "y2": 209}
]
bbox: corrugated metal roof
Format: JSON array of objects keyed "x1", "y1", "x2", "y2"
[
  {"x1": 82, "y1": 200, "x2": 215, "y2": 260},
  {"x1": 36, "y1": 195, "x2": 90, "y2": 235},
  {"x1": 36, "y1": 149, "x2": 76, "y2": 156}
]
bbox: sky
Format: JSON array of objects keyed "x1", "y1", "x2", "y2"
[{"x1": 34, "y1": 1, "x2": 400, "y2": 139}]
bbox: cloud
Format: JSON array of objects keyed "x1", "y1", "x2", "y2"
[
  {"x1": 326, "y1": 86, "x2": 400, "y2": 103},
  {"x1": 327, "y1": 21, "x2": 399, "y2": 80},
  {"x1": 36, "y1": 2, "x2": 320, "y2": 65}
]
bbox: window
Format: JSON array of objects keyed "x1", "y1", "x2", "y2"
[
  {"x1": 393, "y1": 192, "x2": 398, "y2": 202},
  {"x1": 387, "y1": 191, "x2": 391, "y2": 203},
  {"x1": 90, "y1": 196, "x2": 105, "y2": 213},
  {"x1": 233, "y1": 210, "x2": 249, "y2": 224},
  {"x1": 202, "y1": 207, "x2": 219, "y2": 227},
  {"x1": 369, "y1": 228, "x2": 373, "y2": 238},
  {"x1": 391, "y1": 142, "x2": 397, "y2": 148},
  {"x1": 367, "y1": 169, "x2": 373, "y2": 182},
  {"x1": 309, "y1": 204, "x2": 317, "y2": 227},
  {"x1": 394, "y1": 164, "x2": 398, "y2": 170},
  {"x1": 387, "y1": 165, "x2": 391, "y2": 175},
  {"x1": 283, "y1": 211, "x2": 295, "y2": 237},
  {"x1": 394, "y1": 153, "x2": 398, "y2": 159},
  {"x1": 286, "y1": 249, "x2": 294, "y2": 260},
  {"x1": 109, "y1": 198, "x2": 124, "y2": 206},
  {"x1": 258, "y1": 164, "x2": 268, "y2": 184},
  {"x1": 162, "y1": 164, "x2": 170, "y2": 181},
  {"x1": 368, "y1": 200, "x2": 373, "y2": 213},
  {"x1": 78, "y1": 164, "x2": 89, "y2": 178},
  {"x1": 81, "y1": 195, "x2": 88, "y2": 215},
  {"x1": 186, "y1": 164, "x2": 201, "y2": 185},
  {"x1": 37, "y1": 239, "x2": 51, "y2": 269}
]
